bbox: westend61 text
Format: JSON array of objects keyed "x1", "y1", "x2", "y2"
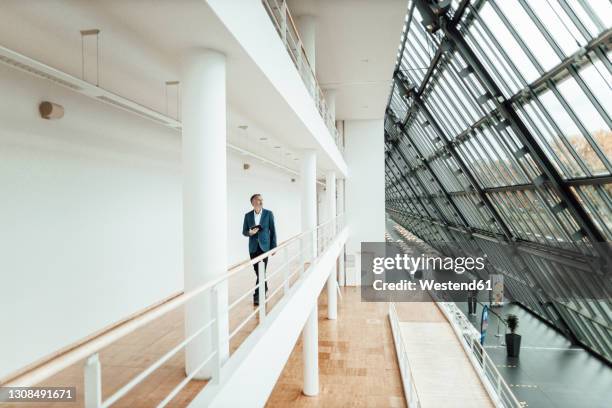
[{"x1": 372, "y1": 279, "x2": 492, "y2": 292}]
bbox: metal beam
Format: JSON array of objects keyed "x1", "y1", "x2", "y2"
[{"x1": 439, "y1": 15, "x2": 608, "y2": 247}]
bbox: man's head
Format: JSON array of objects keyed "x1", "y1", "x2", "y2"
[{"x1": 250, "y1": 194, "x2": 263, "y2": 211}]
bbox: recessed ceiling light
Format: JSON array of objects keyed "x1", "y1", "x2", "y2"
[
  {"x1": 294, "y1": 158, "x2": 299, "y2": 161},
  {"x1": 238, "y1": 125, "x2": 248, "y2": 130},
  {"x1": 361, "y1": 58, "x2": 369, "y2": 63},
  {"x1": 259, "y1": 137, "x2": 268, "y2": 141},
  {"x1": 274, "y1": 145, "x2": 281, "y2": 149}
]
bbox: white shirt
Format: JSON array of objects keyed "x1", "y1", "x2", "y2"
[{"x1": 254, "y1": 208, "x2": 263, "y2": 226}]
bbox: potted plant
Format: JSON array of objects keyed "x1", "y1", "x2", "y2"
[{"x1": 505, "y1": 314, "x2": 521, "y2": 357}]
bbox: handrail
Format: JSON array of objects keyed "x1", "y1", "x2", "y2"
[
  {"x1": 0, "y1": 290, "x2": 182, "y2": 386},
  {"x1": 284, "y1": 8, "x2": 315, "y2": 87},
  {"x1": 284, "y1": 9, "x2": 331, "y2": 123},
  {"x1": 389, "y1": 303, "x2": 422, "y2": 408},
  {"x1": 387, "y1": 222, "x2": 520, "y2": 408},
  {"x1": 1, "y1": 214, "x2": 345, "y2": 391},
  {"x1": 436, "y1": 301, "x2": 522, "y2": 408},
  {"x1": 261, "y1": 0, "x2": 343, "y2": 152}
]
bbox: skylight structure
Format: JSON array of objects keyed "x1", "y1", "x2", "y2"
[{"x1": 385, "y1": 0, "x2": 611, "y2": 362}]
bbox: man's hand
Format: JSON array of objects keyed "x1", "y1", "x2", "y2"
[{"x1": 248, "y1": 228, "x2": 258, "y2": 236}]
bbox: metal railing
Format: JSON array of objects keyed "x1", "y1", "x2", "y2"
[
  {"x1": 2, "y1": 214, "x2": 346, "y2": 408},
  {"x1": 387, "y1": 218, "x2": 520, "y2": 407},
  {"x1": 436, "y1": 301, "x2": 521, "y2": 408},
  {"x1": 389, "y1": 303, "x2": 422, "y2": 408},
  {"x1": 262, "y1": 0, "x2": 344, "y2": 152}
]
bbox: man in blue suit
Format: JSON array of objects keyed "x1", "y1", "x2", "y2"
[{"x1": 242, "y1": 193, "x2": 277, "y2": 305}]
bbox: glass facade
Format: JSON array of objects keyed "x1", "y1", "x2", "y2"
[{"x1": 385, "y1": 0, "x2": 611, "y2": 362}]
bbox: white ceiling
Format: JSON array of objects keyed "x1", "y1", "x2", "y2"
[
  {"x1": 0, "y1": 0, "x2": 405, "y2": 174},
  {"x1": 288, "y1": 0, "x2": 407, "y2": 120},
  {"x1": 0, "y1": 0, "x2": 317, "y2": 173}
]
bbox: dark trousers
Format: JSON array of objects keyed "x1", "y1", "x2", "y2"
[{"x1": 250, "y1": 246, "x2": 269, "y2": 299}]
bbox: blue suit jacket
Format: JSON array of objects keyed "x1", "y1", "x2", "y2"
[{"x1": 242, "y1": 209, "x2": 277, "y2": 254}]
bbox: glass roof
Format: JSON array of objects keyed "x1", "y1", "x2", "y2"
[{"x1": 385, "y1": 0, "x2": 612, "y2": 362}]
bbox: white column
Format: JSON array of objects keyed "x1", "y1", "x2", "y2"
[
  {"x1": 182, "y1": 49, "x2": 229, "y2": 379},
  {"x1": 303, "y1": 305, "x2": 319, "y2": 396},
  {"x1": 301, "y1": 150, "x2": 317, "y2": 256},
  {"x1": 326, "y1": 171, "x2": 337, "y2": 320},
  {"x1": 300, "y1": 149, "x2": 318, "y2": 396},
  {"x1": 338, "y1": 245, "x2": 346, "y2": 286},
  {"x1": 295, "y1": 15, "x2": 316, "y2": 74},
  {"x1": 337, "y1": 178, "x2": 346, "y2": 285},
  {"x1": 344, "y1": 120, "x2": 385, "y2": 286}
]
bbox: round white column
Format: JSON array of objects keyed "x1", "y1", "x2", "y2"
[
  {"x1": 182, "y1": 49, "x2": 229, "y2": 379},
  {"x1": 301, "y1": 150, "x2": 317, "y2": 253},
  {"x1": 300, "y1": 149, "x2": 319, "y2": 396},
  {"x1": 325, "y1": 171, "x2": 337, "y2": 320},
  {"x1": 337, "y1": 178, "x2": 346, "y2": 285},
  {"x1": 303, "y1": 305, "x2": 319, "y2": 396}
]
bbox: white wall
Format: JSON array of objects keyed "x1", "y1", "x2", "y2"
[
  {"x1": 227, "y1": 154, "x2": 301, "y2": 267},
  {"x1": 0, "y1": 65, "x2": 301, "y2": 379},
  {"x1": 344, "y1": 119, "x2": 385, "y2": 285},
  {"x1": 0, "y1": 65, "x2": 182, "y2": 379}
]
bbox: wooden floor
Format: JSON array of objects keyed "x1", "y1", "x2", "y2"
[
  {"x1": 2, "y1": 254, "x2": 492, "y2": 408},
  {"x1": 266, "y1": 287, "x2": 407, "y2": 408},
  {"x1": 2, "y1": 284, "x2": 489, "y2": 408},
  {"x1": 2, "y1": 285, "x2": 406, "y2": 408},
  {"x1": 1, "y1": 307, "x2": 205, "y2": 408},
  {"x1": 1, "y1": 256, "x2": 303, "y2": 408}
]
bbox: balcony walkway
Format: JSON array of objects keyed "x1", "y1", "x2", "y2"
[
  {"x1": 395, "y1": 302, "x2": 494, "y2": 408},
  {"x1": 387, "y1": 218, "x2": 494, "y2": 408},
  {"x1": 266, "y1": 286, "x2": 406, "y2": 408},
  {"x1": 1, "y1": 257, "x2": 303, "y2": 408}
]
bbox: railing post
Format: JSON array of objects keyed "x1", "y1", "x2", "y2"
[
  {"x1": 259, "y1": 259, "x2": 267, "y2": 322},
  {"x1": 84, "y1": 353, "x2": 101, "y2": 408},
  {"x1": 210, "y1": 286, "x2": 221, "y2": 384},
  {"x1": 496, "y1": 373, "x2": 501, "y2": 398}
]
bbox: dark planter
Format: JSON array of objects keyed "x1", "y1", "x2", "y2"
[{"x1": 505, "y1": 333, "x2": 521, "y2": 357}]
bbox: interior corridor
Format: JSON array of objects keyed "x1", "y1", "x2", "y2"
[
  {"x1": 266, "y1": 287, "x2": 406, "y2": 408},
  {"x1": 0, "y1": 259, "x2": 303, "y2": 408},
  {"x1": 395, "y1": 302, "x2": 494, "y2": 408}
]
